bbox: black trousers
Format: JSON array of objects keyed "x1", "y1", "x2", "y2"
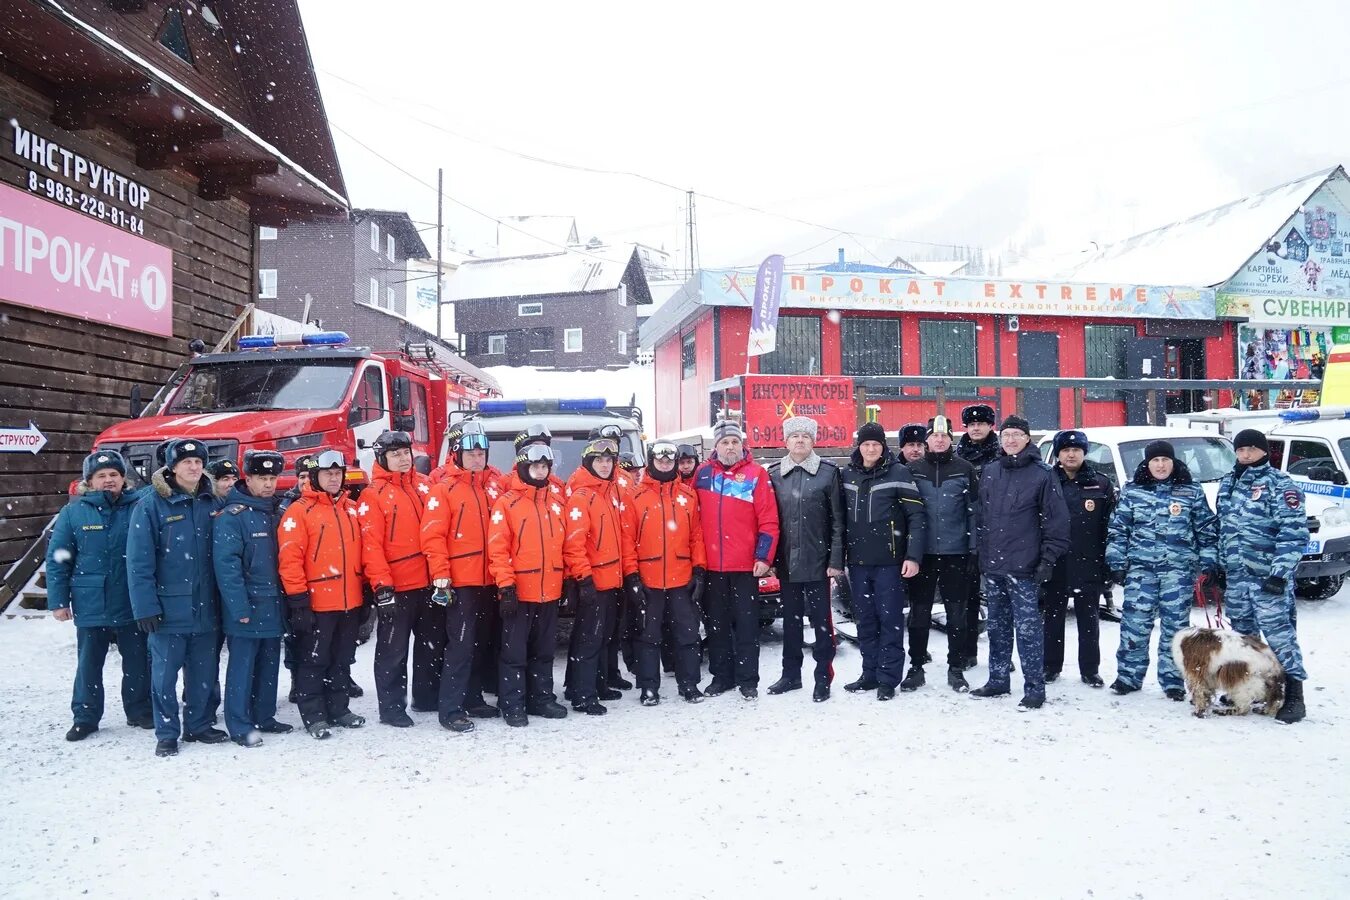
[
  {"x1": 438, "y1": 585, "x2": 493, "y2": 718},
  {"x1": 705, "y1": 571, "x2": 760, "y2": 689},
  {"x1": 1041, "y1": 581, "x2": 1102, "y2": 677},
  {"x1": 602, "y1": 588, "x2": 634, "y2": 685},
  {"x1": 780, "y1": 579, "x2": 836, "y2": 686},
  {"x1": 373, "y1": 587, "x2": 444, "y2": 716},
  {"x1": 908, "y1": 554, "x2": 973, "y2": 668},
  {"x1": 498, "y1": 600, "x2": 560, "y2": 716},
  {"x1": 295, "y1": 608, "x2": 360, "y2": 727},
  {"x1": 475, "y1": 586, "x2": 500, "y2": 695},
  {"x1": 960, "y1": 565, "x2": 983, "y2": 662},
  {"x1": 637, "y1": 584, "x2": 702, "y2": 692},
  {"x1": 660, "y1": 603, "x2": 677, "y2": 673},
  {"x1": 566, "y1": 586, "x2": 617, "y2": 704}
]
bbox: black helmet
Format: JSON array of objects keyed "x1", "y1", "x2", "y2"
[
  {"x1": 676, "y1": 443, "x2": 699, "y2": 462},
  {"x1": 618, "y1": 452, "x2": 640, "y2": 471},
  {"x1": 513, "y1": 424, "x2": 552, "y2": 454},
  {"x1": 310, "y1": 449, "x2": 347, "y2": 492},
  {"x1": 515, "y1": 443, "x2": 554, "y2": 487},
  {"x1": 373, "y1": 430, "x2": 413, "y2": 469},
  {"x1": 581, "y1": 437, "x2": 619, "y2": 479},
  {"x1": 588, "y1": 423, "x2": 623, "y2": 441}
]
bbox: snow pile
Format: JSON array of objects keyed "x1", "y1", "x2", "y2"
[{"x1": 1, "y1": 588, "x2": 1346, "y2": 898}]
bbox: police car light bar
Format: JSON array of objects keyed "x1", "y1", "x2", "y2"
[
  {"x1": 477, "y1": 398, "x2": 607, "y2": 414},
  {"x1": 238, "y1": 331, "x2": 350, "y2": 350},
  {"x1": 1278, "y1": 406, "x2": 1350, "y2": 423}
]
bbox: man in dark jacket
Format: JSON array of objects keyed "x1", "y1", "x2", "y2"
[
  {"x1": 1042, "y1": 430, "x2": 1114, "y2": 688},
  {"x1": 768, "y1": 416, "x2": 844, "y2": 702},
  {"x1": 955, "y1": 404, "x2": 999, "y2": 669},
  {"x1": 127, "y1": 439, "x2": 226, "y2": 757},
  {"x1": 840, "y1": 421, "x2": 927, "y2": 700},
  {"x1": 212, "y1": 450, "x2": 294, "y2": 747},
  {"x1": 971, "y1": 416, "x2": 1070, "y2": 710},
  {"x1": 47, "y1": 450, "x2": 152, "y2": 741},
  {"x1": 905, "y1": 415, "x2": 978, "y2": 693}
]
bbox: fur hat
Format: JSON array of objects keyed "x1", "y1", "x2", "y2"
[
  {"x1": 1052, "y1": 430, "x2": 1089, "y2": 456},
  {"x1": 243, "y1": 450, "x2": 285, "y2": 476},
  {"x1": 1232, "y1": 429, "x2": 1269, "y2": 454},
  {"x1": 899, "y1": 424, "x2": 927, "y2": 446},
  {"x1": 713, "y1": 420, "x2": 745, "y2": 442},
  {"x1": 999, "y1": 415, "x2": 1030, "y2": 436},
  {"x1": 163, "y1": 439, "x2": 208, "y2": 471},
  {"x1": 206, "y1": 459, "x2": 239, "y2": 480},
  {"x1": 962, "y1": 404, "x2": 996, "y2": 426},
  {"x1": 781, "y1": 416, "x2": 818, "y2": 440},
  {"x1": 82, "y1": 450, "x2": 127, "y2": 482},
  {"x1": 856, "y1": 421, "x2": 888, "y2": 447}
]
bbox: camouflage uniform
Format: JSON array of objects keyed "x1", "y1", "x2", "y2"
[
  {"x1": 1106, "y1": 469, "x2": 1217, "y2": 691},
  {"x1": 1215, "y1": 462, "x2": 1308, "y2": 681}
]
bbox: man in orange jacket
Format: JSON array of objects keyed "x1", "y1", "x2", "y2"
[
  {"x1": 278, "y1": 451, "x2": 367, "y2": 739},
  {"x1": 360, "y1": 430, "x2": 439, "y2": 729},
  {"x1": 488, "y1": 442, "x2": 568, "y2": 727},
  {"x1": 421, "y1": 421, "x2": 503, "y2": 732},
  {"x1": 629, "y1": 441, "x2": 708, "y2": 704},
  {"x1": 563, "y1": 438, "x2": 640, "y2": 715}
]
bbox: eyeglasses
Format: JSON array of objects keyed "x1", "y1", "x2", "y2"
[
  {"x1": 585, "y1": 439, "x2": 619, "y2": 457},
  {"x1": 520, "y1": 444, "x2": 554, "y2": 463},
  {"x1": 649, "y1": 442, "x2": 678, "y2": 460}
]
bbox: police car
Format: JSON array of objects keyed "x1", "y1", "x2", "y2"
[{"x1": 441, "y1": 397, "x2": 645, "y2": 479}]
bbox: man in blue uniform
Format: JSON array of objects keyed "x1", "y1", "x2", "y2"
[
  {"x1": 1217, "y1": 430, "x2": 1310, "y2": 723},
  {"x1": 47, "y1": 450, "x2": 151, "y2": 740},
  {"x1": 213, "y1": 450, "x2": 295, "y2": 747}
]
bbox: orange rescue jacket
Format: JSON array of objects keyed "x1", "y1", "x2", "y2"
[
  {"x1": 628, "y1": 477, "x2": 707, "y2": 589},
  {"x1": 421, "y1": 465, "x2": 503, "y2": 587},
  {"x1": 278, "y1": 490, "x2": 365, "y2": 612},
  {"x1": 563, "y1": 467, "x2": 637, "y2": 590},
  {"x1": 358, "y1": 464, "x2": 431, "y2": 592},
  {"x1": 487, "y1": 471, "x2": 566, "y2": 602}
]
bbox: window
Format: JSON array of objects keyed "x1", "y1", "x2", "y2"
[
  {"x1": 258, "y1": 226, "x2": 278, "y2": 241},
  {"x1": 487, "y1": 334, "x2": 506, "y2": 355},
  {"x1": 157, "y1": 8, "x2": 194, "y2": 65},
  {"x1": 759, "y1": 316, "x2": 822, "y2": 375},
  {"x1": 564, "y1": 328, "x2": 583, "y2": 353},
  {"x1": 681, "y1": 332, "x2": 697, "y2": 379},
  {"x1": 617, "y1": 330, "x2": 628, "y2": 355},
  {"x1": 919, "y1": 320, "x2": 977, "y2": 394},
  {"x1": 370, "y1": 222, "x2": 380, "y2": 252},
  {"x1": 1286, "y1": 439, "x2": 1341, "y2": 478},
  {"x1": 842, "y1": 316, "x2": 900, "y2": 376},
  {"x1": 387, "y1": 234, "x2": 395, "y2": 259},
  {"x1": 518, "y1": 302, "x2": 543, "y2": 317},
  {"x1": 369, "y1": 278, "x2": 379, "y2": 305},
  {"x1": 410, "y1": 383, "x2": 430, "y2": 443},
  {"x1": 1085, "y1": 324, "x2": 1134, "y2": 400},
  {"x1": 348, "y1": 366, "x2": 386, "y2": 426},
  {"x1": 1267, "y1": 438, "x2": 1287, "y2": 471},
  {"x1": 258, "y1": 269, "x2": 277, "y2": 299},
  {"x1": 386, "y1": 287, "x2": 395, "y2": 310},
  {"x1": 527, "y1": 327, "x2": 554, "y2": 353}
]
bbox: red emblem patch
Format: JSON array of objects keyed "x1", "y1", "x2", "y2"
[{"x1": 1283, "y1": 489, "x2": 1302, "y2": 510}]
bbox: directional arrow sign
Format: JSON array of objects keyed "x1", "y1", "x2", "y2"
[{"x1": 0, "y1": 422, "x2": 48, "y2": 454}]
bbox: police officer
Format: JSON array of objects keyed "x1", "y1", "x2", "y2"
[
  {"x1": 563, "y1": 437, "x2": 640, "y2": 712},
  {"x1": 212, "y1": 450, "x2": 294, "y2": 747},
  {"x1": 47, "y1": 450, "x2": 151, "y2": 741},
  {"x1": 955, "y1": 404, "x2": 1000, "y2": 669},
  {"x1": 898, "y1": 424, "x2": 927, "y2": 466},
  {"x1": 421, "y1": 421, "x2": 503, "y2": 732},
  {"x1": 1216, "y1": 430, "x2": 1310, "y2": 723},
  {"x1": 488, "y1": 442, "x2": 569, "y2": 726},
  {"x1": 127, "y1": 439, "x2": 226, "y2": 757},
  {"x1": 840, "y1": 420, "x2": 927, "y2": 701},
  {"x1": 361, "y1": 430, "x2": 440, "y2": 728},
  {"x1": 628, "y1": 441, "x2": 708, "y2": 703},
  {"x1": 971, "y1": 416, "x2": 1070, "y2": 710},
  {"x1": 905, "y1": 415, "x2": 978, "y2": 693},
  {"x1": 767, "y1": 417, "x2": 843, "y2": 702},
  {"x1": 207, "y1": 458, "x2": 239, "y2": 501},
  {"x1": 278, "y1": 451, "x2": 368, "y2": 739},
  {"x1": 1105, "y1": 440, "x2": 1218, "y2": 700},
  {"x1": 1042, "y1": 430, "x2": 1114, "y2": 688}
]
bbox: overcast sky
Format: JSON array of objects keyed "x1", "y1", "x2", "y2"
[{"x1": 298, "y1": 0, "x2": 1350, "y2": 271}]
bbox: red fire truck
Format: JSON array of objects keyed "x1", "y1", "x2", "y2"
[{"x1": 91, "y1": 331, "x2": 500, "y2": 490}]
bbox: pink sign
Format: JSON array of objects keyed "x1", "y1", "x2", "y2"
[{"x1": 0, "y1": 181, "x2": 173, "y2": 336}]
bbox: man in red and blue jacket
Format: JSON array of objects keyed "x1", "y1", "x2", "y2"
[{"x1": 694, "y1": 420, "x2": 779, "y2": 699}]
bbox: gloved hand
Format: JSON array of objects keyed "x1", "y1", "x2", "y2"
[
  {"x1": 1262, "y1": 575, "x2": 1288, "y2": 595},
  {"x1": 286, "y1": 592, "x2": 315, "y2": 634},
  {"x1": 623, "y1": 573, "x2": 646, "y2": 612},
  {"x1": 499, "y1": 586, "x2": 519, "y2": 620},
  {"x1": 1108, "y1": 568, "x2": 1127, "y2": 586},
  {"x1": 374, "y1": 586, "x2": 396, "y2": 608},
  {"x1": 560, "y1": 577, "x2": 578, "y2": 615},
  {"x1": 577, "y1": 576, "x2": 596, "y2": 606},
  {"x1": 431, "y1": 586, "x2": 454, "y2": 607},
  {"x1": 690, "y1": 566, "x2": 706, "y2": 607},
  {"x1": 136, "y1": 614, "x2": 161, "y2": 634},
  {"x1": 1033, "y1": 563, "x2": 1054, "y2": 586},
  {"x1": 965, "y1": 555, "x2": 979, "y2": 578}
]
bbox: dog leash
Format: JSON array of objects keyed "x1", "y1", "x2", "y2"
[{"x1": 1194, "y1": 574, "x2": 1226, "y2": 630}]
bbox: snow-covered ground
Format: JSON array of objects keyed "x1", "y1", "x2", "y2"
[{"x1": 2, "y1": 590, "x2": 1347, "y2": 900}]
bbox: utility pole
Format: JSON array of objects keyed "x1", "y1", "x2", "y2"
[
  {"x1": 435, "y1": 167, "x2": 444, "y2": 341},
  {"x1": 685, "y1": 189, "x2": 699, "y2": 278}
]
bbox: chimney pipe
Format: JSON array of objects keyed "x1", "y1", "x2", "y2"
[{"x1": 837, "y1": 248, "x2": 846, "y2": 265}]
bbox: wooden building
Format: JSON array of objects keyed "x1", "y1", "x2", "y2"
[{"x1": 0, "y1": 0, "x2": 347, "y2": 569}]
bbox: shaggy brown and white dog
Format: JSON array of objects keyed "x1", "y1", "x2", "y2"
[{"x1": 1171, "y1": 627, "x2": 1285, "y2": 718}]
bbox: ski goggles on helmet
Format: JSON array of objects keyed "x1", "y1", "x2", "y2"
[
  {"x1": 458, "y1": 422, "x2": 489, "y2": 451},
  {"x1": 517, "y1": 424, "x2": 552, "y2": 444},
  {"x1": 593, "y1": 424, "x2": 622, "y2": 441},
  {"x1": 583, "y1": 438, "x2": 619, "y2": 459},
  {"x1": 314, "y1": 449, "x2": 347, "y2": 470},
  {"x1": 676, "y1": 443, "x2": 698, "y2": 461},
  {"x1": 649, "y1": 441, "x2": 679, "y2": 460},
  {"x1": 519, "y1": 444, "x2": 554, "y2": 463}
]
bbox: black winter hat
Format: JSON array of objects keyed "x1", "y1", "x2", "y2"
[
  {"x1": 1000, "y1": 415, "x2": 1031, "y2": 435},
  {"x1": 1232, "y1": 429, "x2": 1269, "y2": 454},
  {"x1": 1142, "y1": 439, "x2": 1176, "y2": 462},
  {"x1": 856, "y1": 421, "x2": 888, "y2": 447},
  {"x1": 899, "y1": 424, "x2": 927, "y2": 446},
  {"x1": 207, "y1": 459, "x2": 239, "y2": 480},
  {"x1": 962, "y1": 404, "x2": 996, "y2": 426},
  {"x1": 163, "y1": 439, "x2": 209, "y2": 471},
  {"x1": 243, "y1": 450, "x2": 285, "y2": 476},
  {"x1": 82, "y1": 450, "x2": 127, "y2": 482},
  {"x1": 1052, "y1": 430, "x2": 1089, "y2": 456}
]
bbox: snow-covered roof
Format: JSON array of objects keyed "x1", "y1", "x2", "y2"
[
  {"x1": 448, "y1": 245, "x2": 645, "y2": 302},
  {"x1": 1059, "y1": 167, "x2": 1345, "y2": 287},
  {"x1": 914, "y1": 259, "x2": 970, "y2": 277}
]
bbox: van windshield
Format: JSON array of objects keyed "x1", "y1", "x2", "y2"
[
  {"x1": 166, "y1": 359, "x2": 359, "y2": 413},
  {"x1": 1120, "y1": 437, "x2": 1235, "y2": 483}
]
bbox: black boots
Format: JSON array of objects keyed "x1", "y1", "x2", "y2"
[
  {"x1": 640, "y1": 689, "x2": 660, "y2": 707},
  {"x1": 970, "y1": 683, "x2": 1010, "y2": 698},
  {"x1": 527, "y1": 700, "x2": 568, "y2": 719},
  {"x1": 1018, "y1": 693, "x2": 1045, "y2": 710},
  {"x1": 812, "y1": 684, "x2": 830, "y2": 702},
  {"x1": 947, "y1": 667, "x2": 969, "y2": 693},
  {"x1": 126, "y1": 711, "x2": 154, "y2": 729},
  {"x1": 767, "y1": 676, "x2": 802, "y2": 695},
  {"x1": 573, "y1": 700, "x2": 608, "y2": 716},
  {"x1": 900, "y1": 667, "x2": 925, "y2": 692},
  {"x1": 380, "y1": 710, "x2": 415, "y2": 728},
  {"x1": 66, "y1": 723, "x2": 97, "y2": 742},
  {"x1": 876, "y1": 684, "x2": 895, "y2": 701},
  {"x1": 1164, "y1": 688, "x2": 1186, "y2": 702},
  {"x1": 740, "y1": 686, "x2": 758, "y2": 700},
  {"x1": 681, "y1": 687, "x2": 704, "y2": 703},
  {"x1": 183, "y1": 727, "x2": 228, "y2": 744},
  {"x1": 1276, "y1": 676, "x2": 1306, "y2": 724},
  {"x1": 442, "y1": 713, "x2": 475, "y2": 732},
  {"x1": 1109, "y1": 679, "x2": 1138, "y2": 695},
  {"x1": 703, "y1": 680, "x2": 733, "y2": 697},
  {"x1": 844, "y1": 676, "x2": 878, "y2": 693},
  {"x1": 1082, "y1": 674, "x2": 1104, "y2": 688},
  {"x1": 155, "y1": 739, "x2": 178, "y2": 757}
]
